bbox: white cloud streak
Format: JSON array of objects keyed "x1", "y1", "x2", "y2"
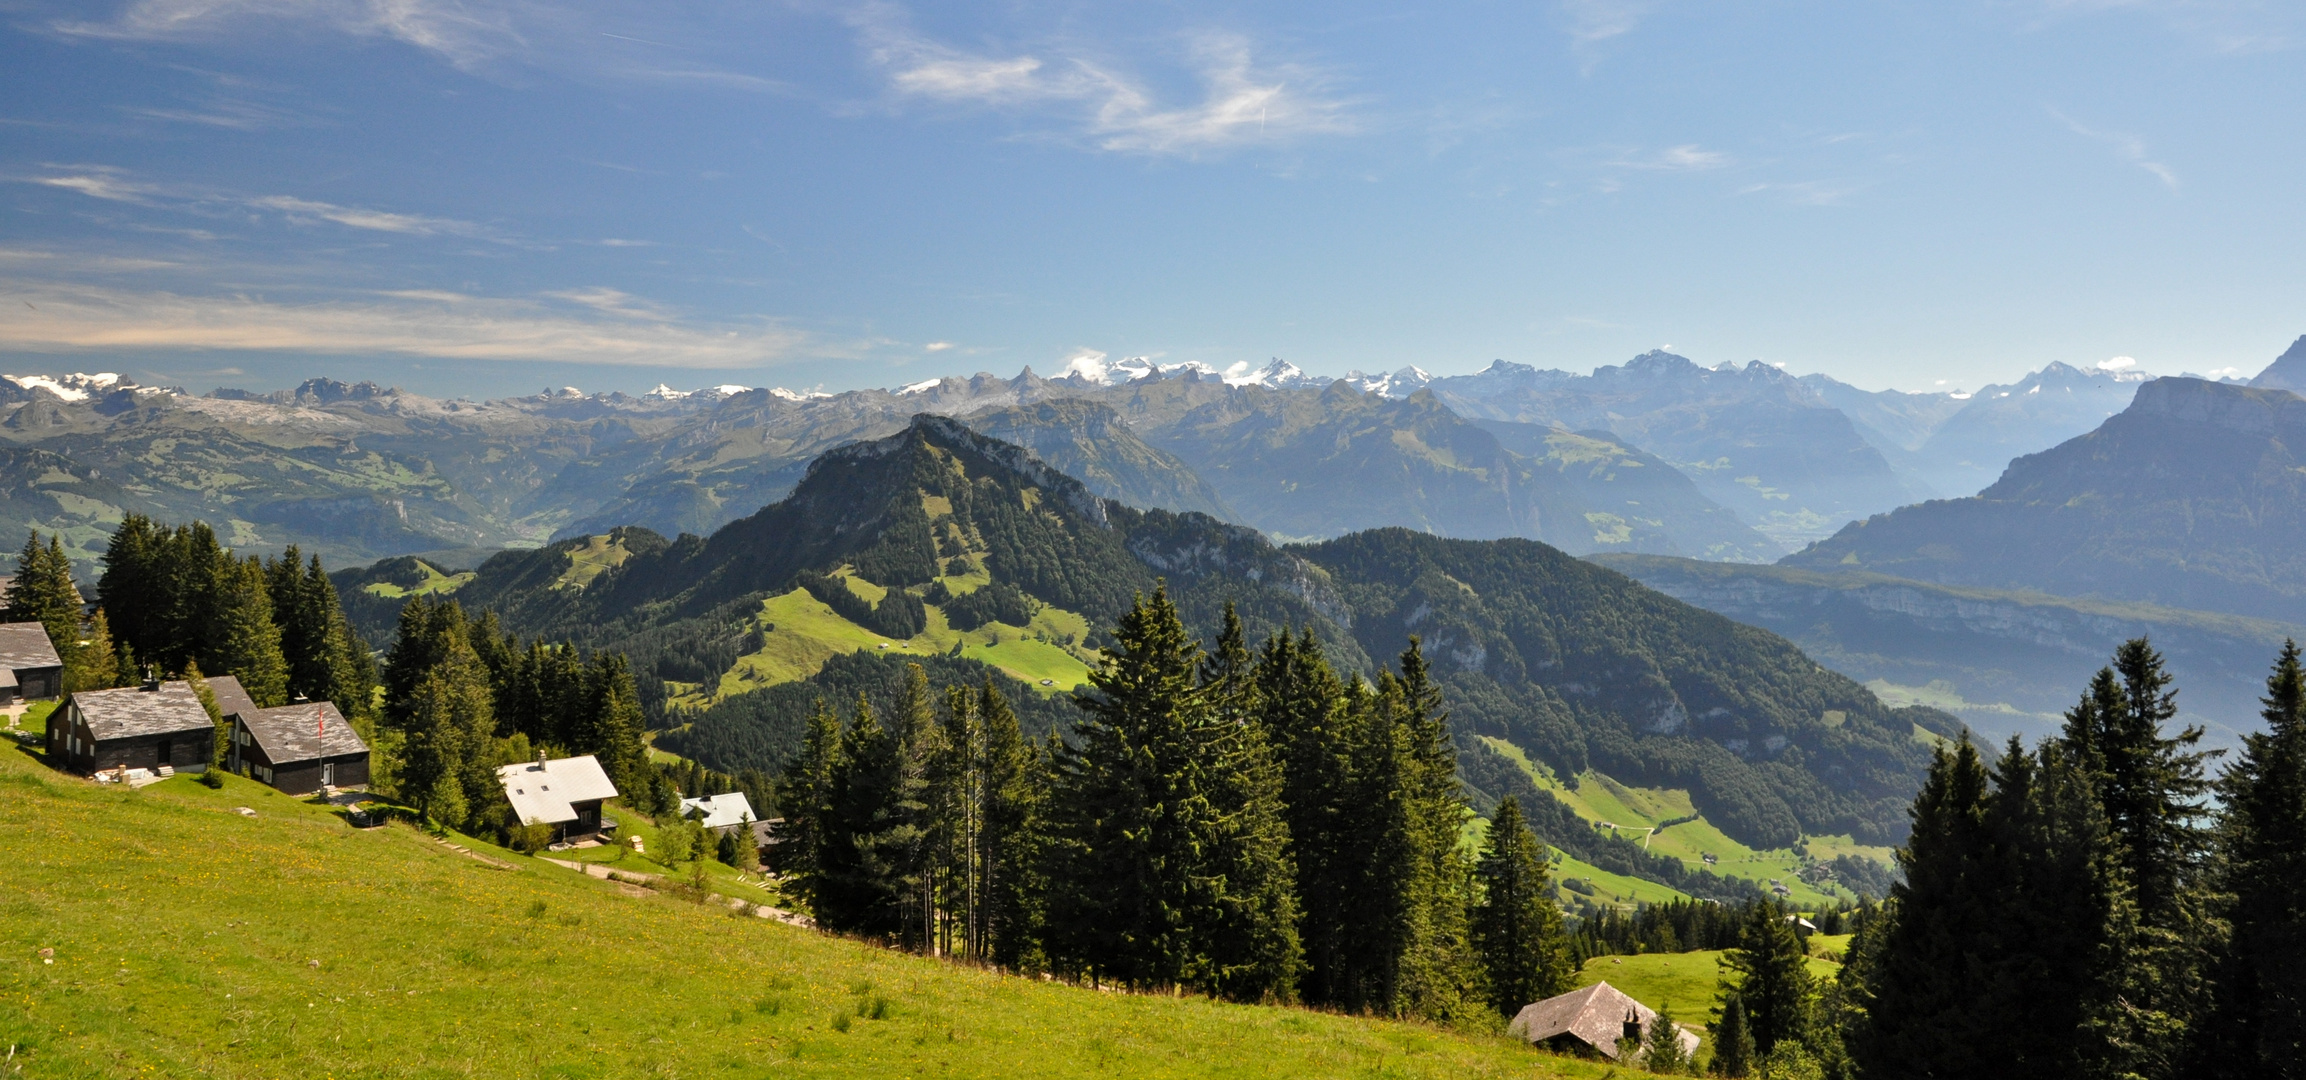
[
  {"x1": 1559, "y1": 0, "x2": 1654, "y2": 45},
  {"x1": 0, "y1": 280, "x2": 815, "y2": 369},
  {"x1": 20, "y1": 169, "x2": 502, "y2": 238},
  {"x1": 2052, "y1": 109, "x2": 2180, "y2": 190},
  {"x1": 55, "y1": 0, "x2": 524, "y2": 70},
  {"x1": 854, "y1": 7, "x2": 1354, "y2": 156}
]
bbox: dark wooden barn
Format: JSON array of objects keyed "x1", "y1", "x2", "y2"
[
  {"x1": 230, "y1": 701, "x2": 369, "y2": 794},
  {"x1": 48, "y1": 681, "x2": 214, "y2": 776},
  {"x1": 0, "y1": 622, "x2": 63, "y2": 703}
]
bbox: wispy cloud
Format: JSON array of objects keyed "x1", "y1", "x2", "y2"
[
  {"x1": 2032, "y1": 0, "x2": 2297, "y2": 54},
  {"x1": 1735, "y1": 179, "x2": 1862, "y2": 206},
  {"x1": 19, "y1": 168, "x2": 504, "y2": 238},
  {"x1": 853, "y1": 7, "x2": 1355, "y2": 156},
  {"x1": 54, "y1": 0, "x2": 524, "y2": 70},
  {"x1": 0, "y1": 280, "x2": 816, "y2": 369},
  {"x1": 1607, "y1": 144, "x2": 1732, "y2": 171},
  {"x1": 1559, "y1": 0, "x2": 1655, "y2": 45},
  {"x1": 2051, "y1": 109, "x2": 2180, "y2": 190},
  {"x1": 544, "y1": 287, "x2": 675, "y2": 322}
]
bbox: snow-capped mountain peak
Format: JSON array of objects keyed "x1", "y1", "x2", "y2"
[
  {"x1": 4, "y1": 372, "x2": 131, "y2": 401},
  {"x1": 1341, "y1": 365, "x2": 1433, "y2": 398}
]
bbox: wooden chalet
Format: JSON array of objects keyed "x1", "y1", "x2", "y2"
[
  {"x1": 230, "y1": 701, "x2": 369, "y2": 794},
  {"x1": 47, "y1": 681, "x2": 214, "y2": 776},
  {"x1": 497, "y1": 755, "x2": 619, "y2": 841},
  {"x1": 1506, "y1": 981, "x2": 1700, "y2": 1062},
  {"x1": 0, "y1": 622, "x2": 63, "y2": 703}
]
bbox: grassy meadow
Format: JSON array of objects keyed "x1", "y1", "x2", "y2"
[{"x1": 0, "y1": 746, "x2": 1651, "y2": 1080}]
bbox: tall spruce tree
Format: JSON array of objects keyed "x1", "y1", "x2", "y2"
[
  {"x1": 779, "y1": 698, "x2": 843, "y2": 914},
  {"x1": 1254, "y1": 627, "x2": 1360, "y2": 1006},
  {"x1": 2207, "y1": 641, "x2": 2306, "y2": 1079},
  {"x1": 265, "y1": 550, "x2": 374, "y2": 722},
  {"x1": 67, "y1": 608, "x2": 120, "y2": 693},
  {"x1": 1472, "y1": 796, "x2": 1573, "y2": 1015},
  {"x1": 1045, "y1": 585, "x2": 1300, "y2": 1000},
  {"x1": 1711, "y1": 992, "x2": 1755, "y2": 1078},
  {"x1": 978, "y1": 679, "x2": 1044, "y2": 972},
  {"x1": 817, "y1": 689, "x2": 923, "y2": 941},
  {"x1": 2060, "y1": 639, "x2": 2214, "y2": 1080},
  {"x1": 1194, "y1": 603, "x2": 1302, "y2": 1002},
  {"x1": 209, "y1": 555, "x2": 289, "y2": 707},
  {"x1": 1720, "y1": 901, "x2": 1812, "y2": 1061},
  {"x1": 1850, "y1": 739, "x2": 1997, "y2": 1077},
  {"x1": 6, "y1": 532, "x2": 84, "y2": 688},
  {"x1": 381, "y1": 597, "x2": 497, "y2": 830},
  {"x1": 576, "y1": 653, "x2": 659, "y2": 812}
]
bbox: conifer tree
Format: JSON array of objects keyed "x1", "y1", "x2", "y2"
[
  {"x1": 2208, "y1": 641, "x2": 2306, "y2": 1078},
  {"x1": 817, "y1": 691, "x2": 917, "y2": 940},
  {"x1": 1711, "y1": 993, "x2": 1755, "y2": 1078},
  {"x1": 779, "y1": 698, "x2": 843, "y2": 912},
  {"x1": 2059, "y1": 639, "x2": 2214, "y2": 1078},
  {"x1": 1850, "y1": 739, "x2": 1995, "y2": 1075},
  {"x1": 979, "y1": 680, "x2": 1044, "y2": 971},
  {"x1": 1045, "y1": 585, "x2": 1299, "y2": 1000},
  {"x1": 265, "y1": 550, "x2": 374, "y2": 722},
  {"x1": 1254, "y1": 627, "x2": 1360, "y2": 1005},
  {"x1": 1195, "y1": 602, "x2": 1302, "y2": 1002},
  {"x1": 1720, "y1": 902, "x2": 1812, "y2": 1060},
  {"x1": 209, "y1": 555, "x2": 289, "y2": 706},
  {"x1": 382, "y1": 597, "x2": 496, "y2": 830},
  {"x1": 6, "y1": 532, "x2": 86, "y2": 689},
  {"x1": 574, "y1": 653, "x2": 656, "y2": 809},
  {"x1": 1472, "y1": 796, "x2": 1573, "y2": 1015},
  {"x1": 185, "y1": 659, "x2": 228, "y2": 771},
  {"x1": 66, "y1": 608, "x2": 120, "y2": 694},
  {"x1": 1644, "y1": 1001, "x2": 1693, "y2": 1074},
  {"x1": 97, "y1": 515, "x2": 162, "y2": 661},
  {"x1": 1354, "y1": 640, "x2": 1482, "y2": 1022}
]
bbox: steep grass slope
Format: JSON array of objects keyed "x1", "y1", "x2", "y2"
[{"x1": 0, "y1": 749, "x2": 1623, "y2": 1080}]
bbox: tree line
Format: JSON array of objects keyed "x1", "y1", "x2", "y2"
[
  {"x1": 776, "y1": 587, "x2": 1581, "y2": 1023},
  {"x1": 1668, "y1": 637, "x2": 2306, "y2": 1079},
  {"x1": 3, "y1": 521, "x2": 376, "y2": 718}
]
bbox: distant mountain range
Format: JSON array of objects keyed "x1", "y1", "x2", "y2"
[
  {"x1": 1783, "y1": 376, "x2": 2306, "y2": 623},
  {"x1": 0, "y1": 337, "x2": 2287, "y2": 582}
]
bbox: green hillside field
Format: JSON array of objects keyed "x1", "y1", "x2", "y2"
[
  {"x1": 1476, "y1": 737, "x2": 1877, "y2": 908},
  {"x1": 0, "y1": 747, "x2": 1653, "y2": 1080},
  {"x1": 684, "y1": 569, "x2": 1097, "y2": 708},
  {"x1": 1574, "y1": 949, "x2": 1845, "y2": 1026}
]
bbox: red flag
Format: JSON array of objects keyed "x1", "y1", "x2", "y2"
[{"x1": 316, "y1": 705, "x2": 324, "y2": 739}]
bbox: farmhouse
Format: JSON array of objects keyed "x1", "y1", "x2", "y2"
[
  {"x1": 0, "y1": 622, "x2": 63, "y2": 702},
  {"x1": 1506, "y1": 981, "x2": 1700, "y2": 1061},
  {"x1": 47, "y1": 681, "x2": 215, "y2": 776},
  {"x1": 203, "y1": 675, "x2": 259, "y2": 726},
  {"x1": 230, "y1": 701, "x2": 369, "y2": 794},
  {"x1": 497, "y1": 755, "x2": 619, "y2": 841},
  {"x1": 678, "y1": 791, "x2": 757, "y2": 834}
]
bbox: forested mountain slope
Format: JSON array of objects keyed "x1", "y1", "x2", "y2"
[{"x1": 1784, "y1": 378, "x2": 2306, "y2": 622}]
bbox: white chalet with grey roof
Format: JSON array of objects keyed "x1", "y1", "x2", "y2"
[
  {"x1": 679, "y1": 791, "x2": 757, "y2": 833},
  {"x1": 498, "y1": 755, "x2": 619, "y2": 840}
]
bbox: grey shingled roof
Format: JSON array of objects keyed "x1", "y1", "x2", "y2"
[
  {"x1": 73, "y1": 682, "x2": 214, "y2": 741},
  {"x1": 0, "y1": 622, "x2": 61, "y2": 671},
  {"x1": 204, "y1": 675, "x2": 259, "y2": 722},
  {"x1": 241, "y1": 702, "x2": 366, "y2": 764},
  {"x1": 1506, "y1": 981, "x2": 1698, "y2": 1060}
]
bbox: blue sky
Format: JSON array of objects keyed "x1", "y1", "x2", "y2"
[{"x1": 0, "y1": 0, "x2": 2299, "y2": 399}]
